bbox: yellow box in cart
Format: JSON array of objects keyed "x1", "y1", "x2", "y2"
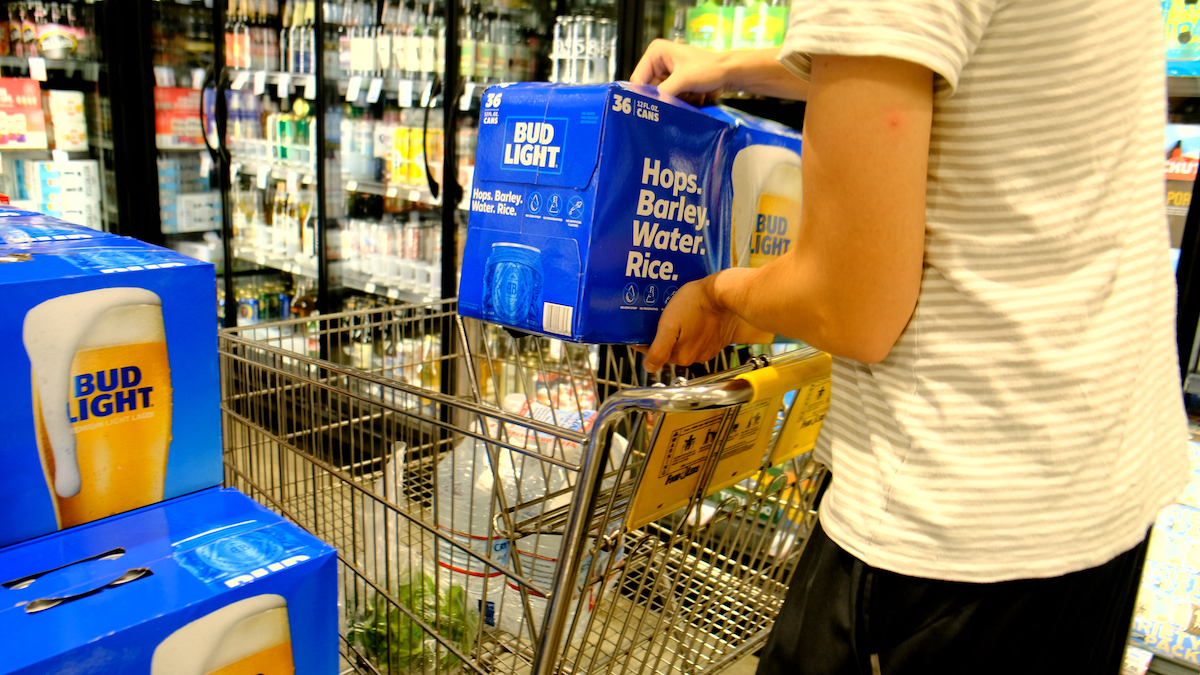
[{"x1": 0, "y1": 220, "x2": 221, "y2": 549}]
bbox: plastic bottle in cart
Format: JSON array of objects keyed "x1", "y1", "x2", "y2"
[
  {"x1": 434, "y1": 435, "x2": 513, "y2": 628},
  {"x1": 490, "y1": 394, "x2": 628, "y2": 643}
]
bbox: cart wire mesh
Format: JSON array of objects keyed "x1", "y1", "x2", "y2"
[{"x1": 219, "y1": 299, "x2": 826, "y2": 675}]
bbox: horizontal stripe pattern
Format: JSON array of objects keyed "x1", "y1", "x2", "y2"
[{"x1": 783, "y1": 0, "x2": 1189, "y2": 582}]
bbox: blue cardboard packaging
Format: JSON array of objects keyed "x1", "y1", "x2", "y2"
[
  {"x1": 0, "y1": 224, "x2": 222, "y2": 549},
  {"x1": 701, "y1": 105, "x2": 803, "y2": 269},
  {"x1": 459, "y1": 83, "x2": 802, "y2": 344},
  {"x1": 0, "y1": 488, "x2": 338, "y2": 675},
  {"x1": 460, "y1": 82, "x2": 736, "y2": 344}
]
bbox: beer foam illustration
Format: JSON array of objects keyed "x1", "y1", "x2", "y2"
[
  {"x1": 22, "y1": 287, "x2": 163, "y2": 498},
  {"x1": 150, "y1": 594, "x2": 293, "y2": 675},
  {"x1": 730, "y1": 145, "x2": 802, "y2": 268}
]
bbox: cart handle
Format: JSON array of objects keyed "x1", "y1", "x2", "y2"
[{"x1": 735, "y1": 349, "x2": 833, "y2": 402}]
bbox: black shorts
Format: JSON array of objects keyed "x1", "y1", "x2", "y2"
[{"x1": 756, "y1": 520, "x2": 1149, "y2": 675}]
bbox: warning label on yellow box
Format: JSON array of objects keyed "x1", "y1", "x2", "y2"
[{"x1": 629, "y1": 395, "x2": 783, "y2": 530}]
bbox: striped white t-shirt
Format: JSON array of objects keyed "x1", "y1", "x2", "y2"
[{"x1": 780, "y1": 0, "x2": 1190, "y2": 582}]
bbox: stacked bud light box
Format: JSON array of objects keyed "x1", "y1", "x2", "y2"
[{"x1": 0, "y1": 207, "x2": 337, "y2": 674}]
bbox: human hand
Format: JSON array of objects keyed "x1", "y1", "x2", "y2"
[
  {"x1": 630, "y1": 39, "x2": 732, "y2": 107},
  {"x1": 638, "y1": 273, "x2": 773, "y2": 372}
]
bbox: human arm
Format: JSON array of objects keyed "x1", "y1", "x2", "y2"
[
  {"x1": 630, "y1": 40, "x2": 810, "y2": 104},
  {"x1": 641, "y1": 54, "x2": 932, "y2": 371}
]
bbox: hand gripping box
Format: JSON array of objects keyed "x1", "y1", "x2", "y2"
[
  {"x1": 0, "y1": 488, "x2": 338, "y2": 675},
  {"x1": 459, "y1": 83, "x2": 802, "y2": 344},
  {"x1": 0, "y1": 228, "x2": 221, "y2": 549}
]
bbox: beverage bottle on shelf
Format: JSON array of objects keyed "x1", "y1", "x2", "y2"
[
  {"x1": 299, "y1": 188, "x2": 315, "y2": 258},
  {"x1": 475, "y1": 13, "x2": 494, "y2": 83},
  {"x1": 238, "y1": 0, "x2": 253, "y2": 68},
  {"x1": 23, "y1": 1, "x2": 40, "y2": 58},
  {"x1": 224, "y1": 1, "x2": 237, "y2": 67},
  {"x1": 279, "y1": 0, "x2": 293, "y2": 71},
  {"x1": 251, "y1": 0, "x2": 268, "y2": 70},
  {"x1": 347, "y1": 0, "x2": 376, "y2": 77},
  {"x1": 375, "y1": 0, "x2": 395, "y2": 78},
  {"x1": 284, "y1": 189, "x2": 301, "y2": 257},
  {"x1": 550, "y1": 14, "x2": 565, "y2": 83},
  {"x1": 70, "y1": 1, "x2": 92, "y2": 60},
  {"x1": 335, "y1": 0, "x2": 352, "y2": 76},
  {"x1": 355, "y1": 112, "x2": 376, "y2": 178},
  {"x1": 669, "y1": 7, "x2": 687, "y2": 44},
  {"x1": 402, "y1": 1, "x2": 421, "y2": 79},
  {"x1": 0, "y1": 5, "x2": 10, "y2": 57},
  {"x1": 286, "y1": 0, "x2": 307, "y2": 74},
  {"x1": 267, "y1": 0, "x2": 282, "y2": 70},
  {"x1": 9, "y1": 4, "x2": 23, "y2": 59},
  {"x1": 460, "y1": 11, "x2": 476, "y2": 81},
  {"x1": 404, "y1": 107, "x2": 425, "y2": 186},
  {"x1": 418, "y1": 0, "x2": 439, "y2": 79}
]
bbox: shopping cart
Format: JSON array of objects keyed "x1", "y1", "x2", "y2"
[{"x1": 219, "y1": 298, "x2": 831, "y2": 675}]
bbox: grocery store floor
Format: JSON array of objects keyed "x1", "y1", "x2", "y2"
[{"x1": 728, "y1": 656, "x2": 759, "y2": 675}]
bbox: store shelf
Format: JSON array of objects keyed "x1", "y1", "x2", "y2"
[
  {"x1": 342, "y1": 272, "x2": 434, "y2": 304},
  {"x1": 235, "y1": 249, "x2": 320, "y2": 278},
  {"x1": 230, "y1": 155, "x2": 317, "y2": 186},
  {"x1": 0, "y1": 56, "x2": 101, "y2": 81},
  {"x1": 228, "y1": 68, "x2": 317, "y2": 98},
  {"x1": 334, "y1": 74, "x2": 439, "y2": 106},
  {"x1": 343, "y1": 177, "x2": 441, "y2": 206}
]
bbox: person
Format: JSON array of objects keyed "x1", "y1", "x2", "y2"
[{"x1": 631, "y1": 1, "x2": 1190, "y2": 672}]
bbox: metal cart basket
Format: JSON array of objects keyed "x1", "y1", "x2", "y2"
[{"x1": 219, "y1": 299, "x2": 831, "y2": 675}]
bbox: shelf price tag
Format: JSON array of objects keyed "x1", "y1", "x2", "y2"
[
  {"x1": 345, "y1": 180, "x2": 358, "y2": 193},
  {"x1": 387, "y1": 288, "x2": 399, "y2": 300},
  {"x1": 191, "y1": 67, "x2": 206, "y2": 90},
  {"x1": 231, "y1": 162, "x2": 242, "y2": 181},
  {"x1": 256, "y1": 165, "x2": 270, "y2": 189},
  {"x1": 286, "y1": 170, "x2": 300, "y2": 194},
  {"x1": 277, "y1": 72, "x2": 291, "y2": 99},
  {"x1": 28, "y1": 57, "x2": 46, "y2": 82},
  {"x1": 231, "y1": 70, "x2": 250, "y2": 91},
  {"x1": 199, "y1": 151, "x2": 212, "y2": 178},
  {"x1": 459, "y1": 81, "x2": 476, "y2": 111},
  {"x1": 346, "y1": 76, "x2": 362, "y2": 102},
  {"x1": 398, "y1": 79, "x2": 414, "y2": 108},
  {"x1": 304, "y1": 75, "x2": 317, "y2": 100},
  {"x1": 365, "y1": 282, "x2": 376, "y2": 294},
  {"x1": 408, "y1": 189, "x2": 422, "y2": 203},
  {"x1": 420, "y1": 81, "x2": 433, "y2": 107},
  {"x1": 385, "y1": 186, "x2": 398, "y2": 199},
  {"x1": 367, "y1": 77, "x2": 384, "y2": 103},
  {"x1": 253, "y1": 70, "x2": 267, "y2": 95}
]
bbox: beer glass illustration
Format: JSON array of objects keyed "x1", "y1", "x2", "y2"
[
  {"x1": 151, "y1": 594, "x2": 296, "y2": 675},
  {"x1": 729, "y1": 145, "x2": 803, "y2": 268},
  {"x1": 23, "y1": 287, "x2": 173, "y2": 528}
]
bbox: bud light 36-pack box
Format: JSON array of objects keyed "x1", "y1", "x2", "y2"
[
  {"x1": 459, "y1": 82, "x2": 802, "y2": 344},
  {"x1": 0, "y1": 488, "x2": 338, "y2": 674},
  {"x1": 0, "y1": 214, "x2": 222, "y2": 549}
]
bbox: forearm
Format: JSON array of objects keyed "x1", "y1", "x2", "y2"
[
  {"x1": 712, "y1": 251, "x2": 906, "y2": 363},
  {"x1": 717, "y1": 49, "x2": 810, "y2": 101}
]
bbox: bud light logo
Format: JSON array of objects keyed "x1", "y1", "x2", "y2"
[
  {"x1": 68, "y1": 366, "x2": 154, "y2": 422},
  {"x1": 502, "y1": 118, "x2": 567, "y2": 174}
]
